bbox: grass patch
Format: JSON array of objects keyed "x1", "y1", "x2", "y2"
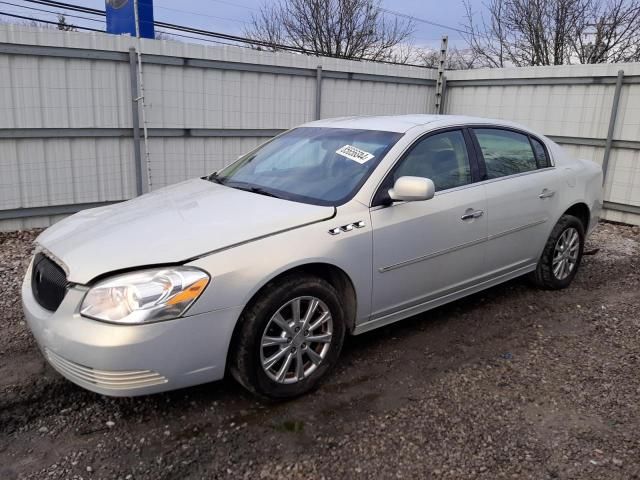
[{"x1": 274, "y1": 420, "x2": 304, "y2": 433}]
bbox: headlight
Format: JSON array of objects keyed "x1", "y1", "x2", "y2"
[{"x1": 80, "y1": 267, "x2": 210, "y2": 324}]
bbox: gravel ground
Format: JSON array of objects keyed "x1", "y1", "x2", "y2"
[{"x1": 1, "y1": 222, "x2": 639, "y2": 480}]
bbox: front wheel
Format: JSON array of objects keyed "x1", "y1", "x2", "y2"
[
  {"x1": 531, "y1": 214, "x2": 585, "y2": 289},
  {"x1": 229, "y1": 275, "x2": 346, "y2": 400}
]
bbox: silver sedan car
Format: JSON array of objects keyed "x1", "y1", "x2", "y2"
[{"x1": 22, "y1": 115, "x2": 602, "y2": 399}]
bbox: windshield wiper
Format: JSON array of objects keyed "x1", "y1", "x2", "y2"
[
  {"x1": 225, "y1": 182, "x2": 283, "y2": 199},
  {"x1": 244, "y1": 186, "x2": 283, "y2": 199},
  {"x1": 207, "y1": 173, "x2": 225, "y2": 185}
]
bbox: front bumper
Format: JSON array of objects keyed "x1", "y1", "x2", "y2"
[{"x1": 21, "y1": 266, "x2": 242, "y2": 397}]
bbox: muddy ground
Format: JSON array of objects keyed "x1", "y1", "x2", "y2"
[{"x1": 0, "y1": 222, "x2": 639, "y2": 480}]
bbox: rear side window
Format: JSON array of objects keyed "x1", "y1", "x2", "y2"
[
  {"x1": 530, "y1": 137, "x2": 551, "y2": 168},
  {"x1": 474, "y1": 129, "x2": 537, "y2": 179}
]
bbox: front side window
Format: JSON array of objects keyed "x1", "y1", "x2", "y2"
[
  {"x1": 214, "y1": 127, "x2": 403, "y2": 205},
  {"x1": 393, "y1": 130, "x2": 472, "y2": 191},
  {"x1": 474, "y1": 129, "x2": 538, "y2": 179}
]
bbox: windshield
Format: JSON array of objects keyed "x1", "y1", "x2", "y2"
[{"x1": 213, "y1": 127, "x2": 403, "y2": 205}]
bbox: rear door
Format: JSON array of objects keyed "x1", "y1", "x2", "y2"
[
  {"x1": 369, "y1": 128, "x2": 487, "y2": 320},
  {"x1": 471, "y1": 127, "x2": 561, "y2": 277}
]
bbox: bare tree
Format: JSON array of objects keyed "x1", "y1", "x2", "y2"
[
  {"x1": 572, "y1": 0, "x2": 640, "y2": 63},
  {"x1": 463, "y1": 0, "x2": 640, "y2": 66},
  {"x1": 0, "y1": 14, "x2": 76, "y2": 31},
  {"x1": 387, "y1": 42, "x2": 418, "y2": 64},
  {"x1": 155, "y1": 31, "x2": 178, "y2": 41},
  {"x1": 56, "y1": 14, "x2": 76, "y2": 31},
  {"x1": 418, "y1": 46, "x2": 481, "y2": 70},
  {"x1": 245, "y1": 0, "x2": 415, "y2": 61},
  {"x1": 463, "y1": 0, "x2": 510, "y2": 67},
  {"x1": 247, "y1": 5, "x2": 288, "y2": 49}
]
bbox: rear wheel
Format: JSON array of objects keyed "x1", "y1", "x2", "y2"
[
  {"x1": 229, "y1": 275, "x2": 345, "y2": 399},
  {"x1": 531, "y1": 214, "x2": 585, "y2": 289}
]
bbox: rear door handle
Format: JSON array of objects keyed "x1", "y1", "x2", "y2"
[
  {"x1": 539, "y1": 189, "x2": 555, "y2": 199},
  {"x1": 461, "y1": 209, "x2": 484, "y2": 221}
]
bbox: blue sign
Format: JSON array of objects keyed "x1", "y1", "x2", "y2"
[{"x1": 106, "y1": 0, "x2": 155, "y2": 39}]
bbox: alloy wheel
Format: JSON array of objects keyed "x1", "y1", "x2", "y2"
[
  {"x1": 260, "y1": 296, "x2": 333, "y2": 384},
  {"x1": 552, "y1": 227, "x2": 580, "y2": 280}
]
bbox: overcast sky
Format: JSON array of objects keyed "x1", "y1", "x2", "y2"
[{"x1": 0, "y1": 0, "x2": 486, "y2": 49}]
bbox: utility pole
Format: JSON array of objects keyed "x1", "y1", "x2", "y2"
[
  {"x1": 133, "y1": 0, "x2": 152, "y2": 192},
  {"x1": 434, "y1": 35, "x2": 448, "y2": 114}
]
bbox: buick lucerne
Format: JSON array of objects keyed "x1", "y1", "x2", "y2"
[{"x1": 22, "y1": 115, "x2": 603, "y2": 399}]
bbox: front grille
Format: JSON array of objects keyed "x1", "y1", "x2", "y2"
[
  {"x1": 31, "y1": 253, "x2": 68, "y2": 311},
  {"x1": 45, "y1": 349, "x2": 168, "y2": 390}
]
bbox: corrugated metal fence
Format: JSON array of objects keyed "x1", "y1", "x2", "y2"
[
  {"x1": 444, "y1": 64, "x2": 640, "y2": 225},
  {"x1": 0, "y1": 24, "x2": 639, "y2": 229},
  {"x1": 0, "y1": 25, "x2": 437, "y2": 230}
]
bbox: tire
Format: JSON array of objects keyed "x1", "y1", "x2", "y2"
[
  {"x1": 229, "y1": 274, "x2": 346, "y2": 400},
  {"x1": 530, "y1": 214, "x2": 585, "y2": 290}
]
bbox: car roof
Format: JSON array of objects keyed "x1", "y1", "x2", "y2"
[{"x1": 303, "y1": 114, "x2": 532, "y2": 134}]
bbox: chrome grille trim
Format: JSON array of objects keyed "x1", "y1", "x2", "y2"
[{"x1": 45, "y1": 349, "x2": 168, "y2": 389}]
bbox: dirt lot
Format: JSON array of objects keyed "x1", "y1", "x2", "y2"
[{"x1": 1, "y1": 223, "x2": 639, "y2": 480}]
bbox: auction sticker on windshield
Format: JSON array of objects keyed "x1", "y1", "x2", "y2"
[{"x1": 336, "y1": 145, "x2": 375, "y2": 164}]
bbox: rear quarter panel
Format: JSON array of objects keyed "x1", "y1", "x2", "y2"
[{"x1": 548, "y1": 141, "x2": 603, "y2": 236}]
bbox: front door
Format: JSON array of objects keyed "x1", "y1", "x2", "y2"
[{"x1": 370, "y1": 129, "x2": 487, "y2": 320}]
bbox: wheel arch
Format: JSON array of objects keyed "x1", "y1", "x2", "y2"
[
  {"x1": 562, "y1": 202, "x2": 590, "y2": 233},
  {"x1": 236, "y1": 262, "x2": 358, "y2": 334},
  {"x1": 225, "y1": 262, "x2": 358, "y2": 376}
]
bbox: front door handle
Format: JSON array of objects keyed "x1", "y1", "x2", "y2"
[
  {"x1": 539, "y1": 189, "x2": 556, "y2": 199},
  {"x1": 461, "y1": 209, "x2": 484, "y2": 221}
]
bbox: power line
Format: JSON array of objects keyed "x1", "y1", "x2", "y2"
[
  {"x1": 380, "y1": 7, "x2": 471, "y2": 36},
  {"x1": 155, "y1": 19, "x2": 315, "y2": 53},
  {"x1": 191, "y1": 0, "x2": 258, "y2": 11},
  {"x1": 0, "y1": 10, "x2": 103, "y2": 31},
  {"x1": 13, "y1": 0, "x2": 432, "y2": 68},
  {"x1": 153, "y1": 4, "x2": 249, "y2": 25},
  {"x1": 20, "y1": 0, "x2": 308, "y2": 53},
  {"x1": 380, "y1": 6, "x2": 498, "y2": 44},
  {"x1": 152, "y1": 18, "x2": 429, "y2": 66},
  {"x1": 21, "y1": 0, "x2": 313, "y2": 53},
  {"x1": 155, "y1": 28, "x2": 253, "y2": 48},
  {"x1": 0, "y1": 6, "x2": 443, "y2": 57},
  {"x1": 11, "y1": 1, "x2": 249, "y2": 34},
  {"x1": 22, "y1": 0, "x2": 467, "y2": 38},
  {"x1": 0, "y1": 1, "x2": 103, "y2": 23},
  {"x1": 22, "y1": 0, "x2": 102, "y2": 16}
]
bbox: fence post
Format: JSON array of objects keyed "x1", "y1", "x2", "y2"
[
  {"x1": 128, "y1": 47, "x2": 144, "y2": 196},
  {"x1": 315, "y1": 65, "x2": 323, "y2": 120},
  {"x1": 439, "y1": 76, "x2": 447, "y2": 114},
  {"x1": 602, "y1": 69, "x2": 624, "y2": 187},
  {"x1": 434, "y1": 36, "x2": 448, "y2": 114}
]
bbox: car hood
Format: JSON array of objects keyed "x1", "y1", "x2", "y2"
[{"x1": 36, "y1": 179, "x2": 335, "y2": 283}]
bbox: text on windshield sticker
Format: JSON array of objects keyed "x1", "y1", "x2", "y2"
[{"x1": 335, "y1": 145, "x2": 375, "y2": 164}]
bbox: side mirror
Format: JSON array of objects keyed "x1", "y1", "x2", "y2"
[{"x1": 388, "y1": 176, "x2": 435, "y2": 202}]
